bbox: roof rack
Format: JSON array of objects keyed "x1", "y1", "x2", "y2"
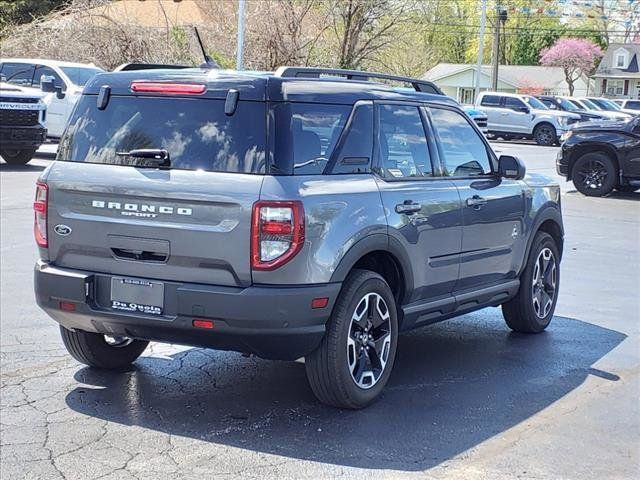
[{"x1": 274, "y1": 66, "x2": 444, "y2": 95}]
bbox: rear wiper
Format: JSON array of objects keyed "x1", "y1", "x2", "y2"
[{"x1": 116, "y1": 149, "x2": 170, "y2": 168}]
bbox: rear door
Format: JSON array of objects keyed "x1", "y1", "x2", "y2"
[
  {"x1": 46, "y1": 94, "x2": 267, "y2": 287},
  {"x1": 479, "y1": 94, "x2": 504, "y2": 131},
  {"x1": 374, "y1": 102, "x2": 463, "y2": 305},
  {"x1": 428, "y1": 105, "x2": 526, "y2": 291}
]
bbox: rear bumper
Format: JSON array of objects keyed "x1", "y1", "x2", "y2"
[
  {"x1": 0, "y1": 125, "x2": 47, "y2": 148},
  {"x1": 34, "y1": 261, "x2": 341, "y2": 360}
]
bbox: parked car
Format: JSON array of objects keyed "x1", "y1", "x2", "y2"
[
  {"x1": 616, "y1": 99, "x2": 640, "y2": 112},
  {"x1": 557, "y1": 117, "x2": 640, "y2": 196},
  {"x1": 0, "y1": 58, "x2": 104, "y2": 138},
  {"x1": 0, "y1": 82, "x2": 47, "y2": 165},
  {"x1": 562, "y1": 97, "x2": 630, "y2": 121},
  {"x1": 476, "y1": 91, "x2": 580, "y2": 146},
  {"x1": 34, "y1": 66, "x2": 564, "y2": 409},
  {"x1": 536, "y1": 95, "x2": 605, "y2": 122},
  {"x1": 582, "y1": 97, "x2": 637, "y2": 117}
]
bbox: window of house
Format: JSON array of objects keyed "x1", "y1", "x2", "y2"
[
  {"x1": 606, "y1": 80, "x2": 624, "y2": 95},
  {"x1": 616, "y1": 54, "x2": 625, "y2": 68}
]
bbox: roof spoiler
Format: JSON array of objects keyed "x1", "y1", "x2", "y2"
[
  {"x1": 113, "y1": 63, "x2": 192, "y2": 72},
  {"x1": 274, "y1": 67, "x2": 444, "y2": 95}
]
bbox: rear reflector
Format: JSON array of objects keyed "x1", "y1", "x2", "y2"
[
  {"x1": 59, "y1": 301, "x2": 76, "y2": 311},
  {"x1": 130, "y1": 82, "x2": 206, "y2": 95},
  {"x1": 33, "y1": 182, "x2": 48, "y2": 248},
  {"x1": 311, "y1": 297, "x2": 329, "y2": 309},
  {"x1": 193, "y1": 319, "x2": 215, "y2": 329}
]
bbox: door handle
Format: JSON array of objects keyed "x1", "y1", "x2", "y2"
[
  {"x1": 466, "y1": 195, "x2": 487, "y2": 209},
  {"x1": 395, "y1": 201, "x2": 422, "y2": 214}
]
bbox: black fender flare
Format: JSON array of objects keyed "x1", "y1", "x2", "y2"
[
  {"x1": 519, "y1": 205, "x2": 564, "y2": 276},
  {"x1": 330, "y1": 234, "x2": 414, "y2": 304}
]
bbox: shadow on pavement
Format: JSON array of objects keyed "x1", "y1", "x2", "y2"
[
  {"x1": 0, "y1": 162, "x2": 47, "y2": 172},
  {"x1": 65, "y1": 311, "x2": 625, "y2": 471}
]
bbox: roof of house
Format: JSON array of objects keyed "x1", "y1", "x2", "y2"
[
  {"x1": 423, "y1": 63, "x2": 587, "y2": 89},
  {"x1": 594, "y1": 43, "x2": 640, "y2": 78},
  {"x1": 84, "y1": 0, "x2": 210, "y2": 27}
]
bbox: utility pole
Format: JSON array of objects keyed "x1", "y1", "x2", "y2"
[
  {"x1": 490, "y1": 6, "x2": 507, "y2": 91},
  {"x1": 474, "y1": 0, "x2": 487, "y2": 101},
  {"x1": 236, "y1": 0, "x2": 246, "y2": 70}
]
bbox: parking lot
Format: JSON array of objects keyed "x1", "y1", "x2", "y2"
[{"x1": 1, "y1": 143, "x2": 638, "y2": 479}]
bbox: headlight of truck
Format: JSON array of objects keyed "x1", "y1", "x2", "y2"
[
  {"x1": 557, "y1": 116, "x2": 569, "y2": 127},
  {"x1": 560, "y1": 130, "x2": 573, "y2": 142}
]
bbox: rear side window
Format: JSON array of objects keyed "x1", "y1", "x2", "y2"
[
  {"x1": 0, "y1": 62, "x2": 34, "y2": 86},
  {"x1": 626, "y1": 101, "x2": 640, "y2": 110},
  {"x1": 480, "y1": 95, "x2": 501, "y2": 107},
  {"x1": 57, "y1": 96, "x2": 266, "y2": 173},
  {"x1": 272, "y1": 103, "x2": 350, "y2": 175},
  {"x1": 377, "y1": 104, "x2": 433, "y2": 178},
  {"x1": 331, "y1": 103, "x2": 373, "y2": 174}
]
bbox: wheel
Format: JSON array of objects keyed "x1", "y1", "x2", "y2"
[
  {"x1": 305, "y1": 269, "x2": 398, "y2": 409},
  {"x1": 615, "y1": 185, "x2": 639, "y2": 193},
  {"x1": 0, "y1": 148, "x2": 36, "y2": 165},
  {"x1": 59, "y1": 326, "x2": 149, "y2": 369},
  {"x1": 502, "y1": 232, "x2": 560, "y2": 333},
  {"x1": 533, "y1": 123, "x2": 557, "y2": 146},
  {"x1": 572, "y1": 152, "x2": 616, "y2": 197}
]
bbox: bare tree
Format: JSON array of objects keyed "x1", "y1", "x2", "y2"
[{"x1": 329, "y1": 0, "x2": 412, "y2": 69}]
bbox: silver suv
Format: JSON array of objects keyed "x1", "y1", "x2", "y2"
[
  {"x1": 476, "y1": 91, "x2": 580, "y2": 146},
  {"x1": 34, "y1": 67, "x2": 564, "y2": 408}
]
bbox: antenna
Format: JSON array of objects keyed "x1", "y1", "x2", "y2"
[{"x1": 193, "y1": 26, "x2": 220, "y2": 69}]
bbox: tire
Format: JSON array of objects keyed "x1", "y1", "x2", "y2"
[
  {"x1": 533, "y1": 123, "x2": 557, "y2": 146},
  {"x1": 615, "y1": 185, "x2": 639, "y2": 193},
  {"x1": 305, "y1": 269, "x2": 398, "y2": 409},
  {"x1": 502, "y1": 232, "x2": 560, "y2": 333},
  {"x1": 572, "y1": 152, "x2": 616, "y2": 197},
  {"x1": 0, "y1": 148, "x2": 36, "y2": 165},
  {"x1": 59, "y1": 326, "x2": 149, "y2": 369}
]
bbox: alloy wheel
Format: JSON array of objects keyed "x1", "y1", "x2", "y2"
[
  {"x1": 346, "y1": 292, "x2": 392, "y2": 389},
  {"x1": 575, "y1": 158, "x2": 609, "y2": 191},
  {"x1": 531, "y1": 247, "x2": 557, "y2": 319}
]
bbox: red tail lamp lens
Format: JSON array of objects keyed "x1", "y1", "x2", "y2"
[
  {"x1": 193, "y1": 319, "x2": 215, "y2": 329},
  {"x1": 130, "y1": 82, "x2": 206, "y2": 95}
]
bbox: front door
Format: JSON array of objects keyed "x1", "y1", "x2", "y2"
[
  {"x1": 32, "y1": 65, "x2": 68, "y2": 137},
  {"x1": 623, "y1": 119, "x2": 640, "y2": 179},
  {"x1": 427, "y1": 106, "x2": 526, "y2": 292},
  {"x1": 374, "y1": 103, "x2": 463, "y2": 304}
]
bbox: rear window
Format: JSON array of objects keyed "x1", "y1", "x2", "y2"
[
  {"x1": 480, "y1": 95, "x2": 501, "y2": 107},
  {"x1": 57, "y1": 95, "x2": 266, "y2": 173}
]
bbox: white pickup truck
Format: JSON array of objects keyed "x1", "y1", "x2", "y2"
[{"x1": 0, "y1": 82, "x2": 47, "y2": 165}]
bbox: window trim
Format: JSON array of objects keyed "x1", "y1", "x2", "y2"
[
  {"x1": 372, "y1": 100, "x2": 442, "y2": 183},
  {"x1": 425, "y1": 103, "x2": 499, "y2": 179}
]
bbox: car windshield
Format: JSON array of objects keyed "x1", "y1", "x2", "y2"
[
  {"x1": 60, "y1": 67, "x2": 103, "y2": 87},
  {"x1": 579, "y1": 98, "x2": 601, "y2": 110},
  {"x1": 558, "y1": 98, "x2": 580, "y2": 112},
  {"x1": 524, "y1": 96, "x2": 548, "y2": 109}
]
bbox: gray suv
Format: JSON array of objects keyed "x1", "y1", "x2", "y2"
[{"x1": 34, "y1": 67, "x2": 564, "y2": 409}]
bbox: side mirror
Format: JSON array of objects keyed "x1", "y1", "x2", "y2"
[
  {"x1": 55, "y1": 86, "x2": 65, "y2": 99},
  {"x1": 40, "y1": 75, "x2": 56, "y2": 93},
  {"x1": 498, "y1": 155, "x2": 526, "y2": 180}
]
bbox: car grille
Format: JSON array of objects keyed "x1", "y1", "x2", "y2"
[
  {"x1": 567, "y1": 117, "x2": 579, "y2": 125},
  {"x1": 0, "y1": 109, "x2": 40, "y2": 126},
  {"x1": 0, "y1": 96, "x2": 40, "y2": 104},
  {"x1": 473, "y1": 117, "x2": 488, "y2": 128}
]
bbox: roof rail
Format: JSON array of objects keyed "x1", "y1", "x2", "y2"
[{"x1": 274, "y1": 66, "x2": 444, "y2": 95}]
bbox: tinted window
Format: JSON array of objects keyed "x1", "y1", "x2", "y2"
[
  {"x1": 430, "y1": 107, "x2": 492, "y2": 177},
  {"x1": 331, "y1": 103, "x2": 373, "y2": 174},
  {"x1": 480, "y1": 95, "x2": 501, "y2": 107},
  {"x1": 505, "y1": 97, "x2": 527, "y2": 111},
  {"x1": 58, "y1": 96, "x2": 266, "y2": 173},
  {"x1": 378, "y1": 104, "x2": 432, "y2": 178},
  {"x1": 0, "y1": 62, "x2": 34, "y2": 86},
  {"x1": 32, "y1": 66, "x2": 64, "y2": 90},
  {"x1": 60, "y1": 67, "x2": 103, "y2": 87},
  {"x1": 627, "y1": 101, "x2": 640, "y2": 110},
  {"x1": 273, "y1": 103, "x2": 350, "y2": 175}
]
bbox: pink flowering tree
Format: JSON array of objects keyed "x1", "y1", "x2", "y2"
[{"x1": 539, "y1": 38, "x2": 603, "y2": 96}]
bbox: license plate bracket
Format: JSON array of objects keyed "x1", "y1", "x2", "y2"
[{"x1": 110, "y1": 277, "x2": 164, "y2": 315}]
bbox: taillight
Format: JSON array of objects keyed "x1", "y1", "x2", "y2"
[
  {"x1": 34, "y1": 182, "x2": 48, "y2": 248},
  {"x1": 130, "y1": 82, "x2": 206, "y2": 95},
  {"x1": 251, "y1": 201, "x2": 304, "y2": 271}
]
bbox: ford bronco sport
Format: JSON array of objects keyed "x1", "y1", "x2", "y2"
[{"x1": 34, "y1": 67, "x2": 564, "y2": 409}]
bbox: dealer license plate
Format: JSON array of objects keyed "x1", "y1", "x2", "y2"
[{"x1": 110, "y1": 277, "x2": 164, "y2": 315}]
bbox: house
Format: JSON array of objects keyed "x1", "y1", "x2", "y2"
[
  {"x1": 423, "y1": 63, "x2": 590, "y2": 104},
  {"x1": 592, "y1": 43, "x2": 640, "y2": 99}
]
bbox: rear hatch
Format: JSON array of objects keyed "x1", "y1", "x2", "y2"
[{"x1": 45, "y1": 83, "x2": 267, "y2": 288}]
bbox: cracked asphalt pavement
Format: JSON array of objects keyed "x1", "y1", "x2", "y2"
[{"x1": 1, "y1": 145, "x2": 639, "y2": 479}]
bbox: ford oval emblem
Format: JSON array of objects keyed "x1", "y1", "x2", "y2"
[{"x1": 54, "y1": 224, "x2": 72, "y2": 236}]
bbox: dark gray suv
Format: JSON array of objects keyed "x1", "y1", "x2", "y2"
[{"x1": 34, "y1": 67, "x2": 564, "y2": 408}]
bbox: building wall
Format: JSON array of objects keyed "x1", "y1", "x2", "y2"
[{"x1": 596, "y1": 78, "x2": 640, "y2": 99}]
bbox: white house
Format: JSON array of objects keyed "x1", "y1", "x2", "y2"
[
  {"x1": 423, "y1": 63, "x2": 591, "y2": 104},
  {"x1": 592, "y1": 43, "x2": 640, "y2": 99}
]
